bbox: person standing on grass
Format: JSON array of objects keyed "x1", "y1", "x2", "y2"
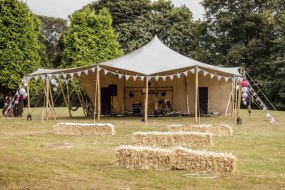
[{"x1": 246, "y1": 92, "x2": 253, "y2": 115}]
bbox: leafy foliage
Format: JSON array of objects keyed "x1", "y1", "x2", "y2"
[
  {"x1": 62, "y1": 7, "x2": 123, "y2": 67},
  {"x1": 38, "y1": 16, "x2": 68, "y2": 68},
  {"x1": 0, "y1": 0, "x2": 46, "y2": 93},
  {"x1": 201, "y1": 0, "x2": 285, "y2": 109},
  {"x1": 90, "y1": 0, "x2": 197, "y2": 55}
]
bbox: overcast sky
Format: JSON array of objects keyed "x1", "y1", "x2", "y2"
[{"x1": 25, "y1": 0, "x2": 204, "y2": 20}]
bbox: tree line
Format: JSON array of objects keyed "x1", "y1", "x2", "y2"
[{"x1": 0, "y1": 0, "x2": 284, "y2": 109}]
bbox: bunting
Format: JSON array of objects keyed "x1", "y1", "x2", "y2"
[{"x1": 29, "y1": 65, "x2": 236, "y2": 83}]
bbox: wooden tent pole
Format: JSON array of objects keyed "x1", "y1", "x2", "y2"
[
  {"x1": 45, "y1": 76, "x2": 49, "y2": 121},
  {"x1": 123, "y1": 73, "x2": 126, "y2": 116},
  {"x1": 49, "y1": 84, "x2": 56, "y2": 120},
  {"x1": 195, "y1": 66, "x2": 199, "y2": 124},
  {"x1": 234, "y1": 79, "x2": 238, "y2": 120},
  {"x1": 237, "y1": 68, "x2": 245, "y2": 118},
  {"x1": 144, "y1": 76, "x2": 149, "y2": 124},
  {"x1": 58, "y1": 79, "x2": 72, "y2": 117},
  {"x1": 94, "y1": 79, "x2": 98, "y2": 123},
  {"x1": 185, "y1": 75, "x2": 190, "y2": 114},
  {"x1": 97, "y1": 66, "x2": 101, "y2": 121},
  {"x1": 225, "y1": 91, "x2": 232, "y2": 115},
  {"x1": 231, "y1": 80, "x2": 235, "y2": 119},
  {"x1": 27, "y1": 80, "x2": 31, "y2": 115},
  {"x1": 66, "y1": 80, "x2": 72, "y2": 117}
]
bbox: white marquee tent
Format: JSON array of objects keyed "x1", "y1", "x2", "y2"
[{"x1": 26, "y1": 36, "x2": 242, "y2": 123}]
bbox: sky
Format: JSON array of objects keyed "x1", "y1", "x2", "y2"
[{"x1": 25, "y1": 0, "x2": 204, "y2": 20}]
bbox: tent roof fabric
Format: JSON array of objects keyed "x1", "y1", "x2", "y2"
[
  {"x1": 100, "y1": 36, "x2": 240, "y2": 76},
  {"x1": 27, "y1": 36, "x2": 241, "y2": 77}
]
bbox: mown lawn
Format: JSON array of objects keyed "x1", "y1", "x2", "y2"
[{"x1": 0, "y1": 108, "x2": 284, "y2": 189}]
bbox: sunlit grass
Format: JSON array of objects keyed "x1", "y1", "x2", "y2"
[{"x1": 0, "y1": 108, "x2": 284, "y2": 189}]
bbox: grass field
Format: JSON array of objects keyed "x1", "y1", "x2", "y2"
[{"x1": 0, "y1": 108, "x2": 284, "y2": 189}]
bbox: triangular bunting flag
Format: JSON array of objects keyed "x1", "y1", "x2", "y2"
[
  {"x1": 34, "y1": 75, "x2": 39, "y2": 81},
  {"x1": 76, "y1": 71, "x2": 81, "y2": 77},
  {"x1": 41, "y1": 75, "x2": 46, "y2": 80},
  {"x1": 169, "y1": 75, "x2": 174, "y2": 80},
  {"x1": 225, "y1": 77, "x2": 229, "y2": 82},
  {"x1": 190, "y1": 69, "x2": 195, "y2": 74},
  {"x1": 162, "y1": 76, "x2": 167, "y2": 81},
  {"x1": 140, "y1": 76, "x2": 145, "y2": 81},
  {"x1": 91, "y1": 67, "x2": 96, "y2": 72},
  {"x1": 118, "y1": 74, "x2": 123, "y2": 79},
  {"x1": 155, "y1": 75, "x2": 159, "y2": 81},
  {"x1": 69, "y1": 73, "x2": 74, "y2": 78},
  {"x1": 104, "y1": 69, "x2": 108, "y2": 75},
  {"x1": 217, "y1": 76, "x2": 222, "y2": 81},
  {"x1": 125, "y1": 75, "x2": 130, "y2": 80},
  {"x1": 197, "y1": 68, "x2": 201, "y2": 73},
  {"x1": 62, "y1": 74, "x2": 67, "y2": 79},
  {"x1": 210, "y1": 74, "x2": 215, "y2": 79},
  {"x1": 203, "y1": 71, "x2": 208, "y2": 76},
  {"x1": 183, "y1": 71, "x2": 188, "y2": 77},
  {"x1": 133, "y1": 75, "x2": 138, "y2": 81},
  {"x1": 55, "y1": 74, "x2": 60, "y2": 79},
  {"x1": 176, "y1": 73, "x2": 181, "y2": 79},
  {"x1": 84, "y1": 70, "x2": 89, "y2": 75}
]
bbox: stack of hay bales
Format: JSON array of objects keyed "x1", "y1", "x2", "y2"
[
  {"x1": 115, "y1": 123, "x2": 236, "y2": 173},
  {"x1": 54, "y1": 123, "x2": 115, "y2": 136},
  {"x1": 133, "y1": 131, "x2": 212, "y2": 147},
  {"x1": 115, "y1": 146, "x2": 236, "y2": 173},
  {"x1": 169, "y1": 124, "x2": 233, "y2": 136}
]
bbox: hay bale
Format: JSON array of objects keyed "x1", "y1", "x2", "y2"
[
  {"x1": 54, "y1": 123, "x2": 115, "y2": 136},
  {"x1": 132, "y1": 132, "x2": 212, "y2": 147},
  {"x1": 173, "y1": 147, "x2": 236, "y2": 173},
  {"x1": 115, "y1": 145, "x2": 172, "y2": 170},
  {"x1": 169, "y1": 124, "x2": 233, "y2": 136}
]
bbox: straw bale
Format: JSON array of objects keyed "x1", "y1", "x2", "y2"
[
  {"x1": 169, "y1": 124, "x2": 233, "y2": 136},
  {"x1": 115, "y1": 145, "x2": 172, "y2": 170},
  {"x1": 173, "y1": 147, "x2": 236, "y2": 173},
  {"x1": 54, "y1": 123, "x2": 115, "y2": 136},
  {"x1": 132, "y1": 132, "x2": 212, "y2": 147}
]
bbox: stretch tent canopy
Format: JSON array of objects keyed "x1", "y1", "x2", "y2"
[{"x1": 26, "y1": 36, "x2": 241, "y2": 123}]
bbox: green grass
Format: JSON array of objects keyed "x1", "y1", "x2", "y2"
[{"x1": 0, "y1": 108, "x2": 284, "y2": 189}]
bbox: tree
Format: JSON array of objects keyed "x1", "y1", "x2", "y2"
[
  {"x1": 62, "y1": 7, "x2": 123, "y2": 67},
  {"x1": 0, "y1": 0, "x2": 46, "y2": 94},
  {"x1": 38, "y1": 16, "x2": 68, "y2": 68},
  {"x1": 91, "y1": 0, "x2": 197, "y2": 55},
  {"x1": 90, "y1": 0, "x2": 151, "y2": 26},
  {"x1": 201, "y1": 0, "x2": 285, "y2": 109}
]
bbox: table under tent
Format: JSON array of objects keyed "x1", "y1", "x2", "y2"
[{"x1": 25, "y1": 36, "x2": 242, "y2": 124}]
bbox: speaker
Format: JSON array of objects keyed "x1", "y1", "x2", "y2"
[{"x1": 108, "y1": 85, "x2": 117, "y2": 96}]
